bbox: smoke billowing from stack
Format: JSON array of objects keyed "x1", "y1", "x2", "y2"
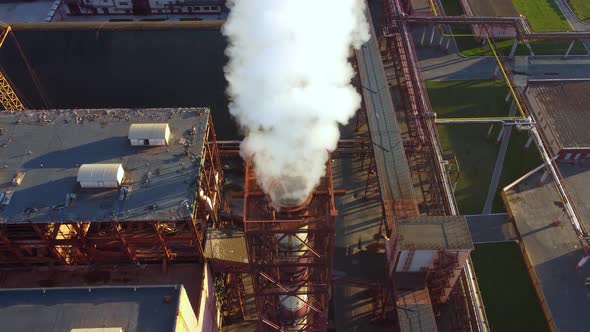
[{"x1": 223, "y1": 0, "x2": 370, "y2": 208}]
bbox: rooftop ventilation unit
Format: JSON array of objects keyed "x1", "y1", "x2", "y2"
[
  {"x1": 128, "y1": 123, "x2": 170, "y2": 146},
  {"x1": 77, "y1": 163, "x2": 124, "y2": 188}
]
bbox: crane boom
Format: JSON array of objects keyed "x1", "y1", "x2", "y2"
[{"x1": 0, "y1": 24, "x2": 25, "y2": 112}]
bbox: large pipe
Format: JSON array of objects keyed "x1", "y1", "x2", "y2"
[{"x1": 274, "y1": 198, "x2": 312, "y2": 329}]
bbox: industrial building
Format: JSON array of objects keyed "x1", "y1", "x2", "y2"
[
  {"x1": 0, "y1": 107, "x2": 222, "y2": 264},
  {"x1": 502, "y1": 80, "x2": 590, "y2": 332},
  {"x1": 0, "y1": 263, "x2": 220, "y2": 332},
  {"x1": 0, "y1": 1, "x2": 487, "y2": 331},
  {"x1": 0, "y1": 107, "x2": 223, "y2": 331},
  {"x1": 2, "y1": 0, "x2": 589, "y2": 330},
  {"x1": 0, "y1": 286, "x2": 191, "y2": 332},
  {"x1": 62, "y1": 0, "x2": 225, "y2": 16}
]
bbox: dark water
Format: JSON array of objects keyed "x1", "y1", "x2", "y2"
[{"x1": 0, "y1": 27, "x2": 239, "y2": 140}]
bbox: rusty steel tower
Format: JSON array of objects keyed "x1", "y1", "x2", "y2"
[{"x1": 242, "y1": 158, "x2": 337, "y2": 331}]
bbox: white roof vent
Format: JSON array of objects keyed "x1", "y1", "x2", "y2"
[
  {"x1": 77, "y1": 163, "x2": 124, "y2": 188},
  {"x1": 128, "y1": 123, "x2": 170, "y2": 146}
]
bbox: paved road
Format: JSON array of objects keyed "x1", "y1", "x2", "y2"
[
  {"x1": 552, "y1": 0, "x2": 590, "y2": 55},
  {"x1": 415, "y1": 25, "x2": 498, "y2": 81},
  {"x1": 482, "y1": 102, "x2": 517, "y2": 214},
  {"x1": 418, "y1": 38, "x2": 590, "y2": 81},
  {"x1": 415, "y1": 12, "x2": 590, "y2": 82},
  {"x1": 554, "y1": 0, "x2": 590, "y2": 33}
]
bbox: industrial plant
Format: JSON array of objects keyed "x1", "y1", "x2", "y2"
[{"x1": 0, "y1": 0, "x2": 589, "y2": 331}]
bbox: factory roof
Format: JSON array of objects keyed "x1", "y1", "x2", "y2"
[
  {"x1": 397, "y1": 216, "x2": 474, "y2": 250},
  {"x1": 0, "y1": 264, "x2": 204, "y2": 316},
  {"x1": 395, "y1": 288, "x2": 438, "y2": 332},
  {"x1": 0, "y1": 285, "x2": 181, "y2": 332},
  {"x1": 503, "y1": 159, "x2": 590, "y2": 332},
  {"x1": 526, "y1": 80, "x2": 590, "y2": 156},
  {"x1": 0, "y1": 108, "x2": 210, "y2": 223}
]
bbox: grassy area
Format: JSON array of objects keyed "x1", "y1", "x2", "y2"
[
  {"x1": 512, "y1": 0, "x2": 572, "y2": 31},
  {"x1": 493, "y1": 129, "x2": 542, "y2": 212},
  {"x1": 428, "y1": 81, "x2": 509, "y2": 214},
  {"x1": 441, "y1": 0, "x2": 586, "y2": 56},
  {"x1": 568, "y1": 0, "x2": 590, "y2": 23},
  {"x1": 471, "y1": 242, "x2": 550, "y2": 332},
  {"x1": 427, "y1": 81, "x2": 510, "y2": 118},
  {"x1": 428, "y1": 80, "x2": 542, "y2": 214},
  {"x1": 487, "y1": 39, "x2": 586, "y2": 57}
]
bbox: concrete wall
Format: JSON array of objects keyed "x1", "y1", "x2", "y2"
[
  {"x1": 196, "y1": 261, "x2": 220, "y2": 332},
  {"x1": 175, "y1": 286, "x2": 199, "y2": 332}
]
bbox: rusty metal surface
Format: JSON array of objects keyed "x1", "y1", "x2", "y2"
[{"x1": 243, "y1": 158, "x2": 336, "y2": 331}]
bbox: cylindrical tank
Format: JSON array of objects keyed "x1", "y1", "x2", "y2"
[
  {"x1": 279, "y1": 290, "x2": 309, "y2": 328},
  {"x1": 276, "y1": 226, "x2": 310, "y2": 281},
  {"x1": 268, "y1": 176, "x2": 313, "y2": 329},
  {"x1": 268, "y1": 176, "x2": 312, "y2": 210}
]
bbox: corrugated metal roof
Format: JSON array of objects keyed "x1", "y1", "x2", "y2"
[
  {"x1": 128, "y1": 123, "x2": 169, "y2": 140},
  {"x1": 526, "y1": 81, "x2": 590, "y2": 155},
  {"x1": 77, "y1": 163, "x2": 123, "y2": 184}
]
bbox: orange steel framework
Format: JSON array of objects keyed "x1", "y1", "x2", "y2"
[
  {"x1": 0, "y1": 115, "x2": 222, "y2": 266},
  {"x1": 243, "y1": 158, "x2": 337, "y2": 332},
  {"x1": 383, "y1": 0, "x2": 449, "y2": 215},
  {"x1": 382, "y1": 1, "x2": 488, "y2": 331}
]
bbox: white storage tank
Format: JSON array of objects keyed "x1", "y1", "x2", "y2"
[
  {"x1": 128, "y1": 123, "x2": 170, "y2": 146},
  {"x1": 77, "y1": 163, "x2": 124, "y2": 188}
]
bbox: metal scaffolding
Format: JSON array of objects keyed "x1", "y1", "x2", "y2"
[
  {"x1": 0, "y1": 115, "x2": 222, "y2": 266},
  {"x1": 243, "y1": 158, "x2": 337, "y2": 332},
  {"x1": 383, "y1": 0, "x2": 451, "y2": 215},
  {"x1": 382, "y1": 1, "x2": 489, "y2": 331}
]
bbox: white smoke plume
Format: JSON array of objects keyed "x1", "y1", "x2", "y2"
[{"x1": 223, "y1": 0, "x2": 370, "y2": 208}]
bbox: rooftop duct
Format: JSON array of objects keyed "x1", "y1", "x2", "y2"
[{"x1": 77, "y1": 163, "x2": 124, "y2": 188}]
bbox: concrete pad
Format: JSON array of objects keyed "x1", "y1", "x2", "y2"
[
  {"x1": 465, "y1": 213, "x2": 516, "y2": 243},
  {"x1": 505, "y1": 161, "x2": 590, "y2": 332}
]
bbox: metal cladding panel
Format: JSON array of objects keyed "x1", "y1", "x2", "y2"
[
  {"x1": 395, "y1": 250, "x2": 436, "y2": 272},
  {"x1": 396, "y1": 250, "x2": 409, "y2": 272},
  {"x1": 128, "y1": 123, "x2": 170, "y2": 145},
  {"x1": 77, "y1": 163, "x2": 124, "y2": 188},
  {"x1": 409, "y1": 250, "x2": 436, "y2": 272},
  {"x1": 196, "y1": 262, "x2": 219, "y2": 332},
  {"x1": 176, "y1": 287, "x2": 199, "y2": 332}
]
